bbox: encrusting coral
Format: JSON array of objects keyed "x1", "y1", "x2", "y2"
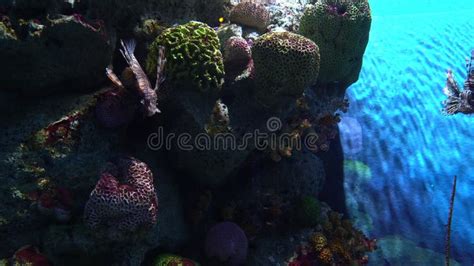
[
  {"x1": 146, "y1": 21, "x2": 225, "y2": 93},
  {"x1": 299, "y1": 0, "x2": 371, "y2": 90},
  {"x1": 229, "y1": 1, "x2": 270, "y2": 32},
  {"x1": 252, "y1": 31, "x2": 320, "y2": 106},
  {"x1": 83, "y1": 157, "x2": 158, "y2": 240}
]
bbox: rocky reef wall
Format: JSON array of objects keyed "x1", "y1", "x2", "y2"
[{"x1": 0, "y1": 0, "x2": 373, "y2": 265}]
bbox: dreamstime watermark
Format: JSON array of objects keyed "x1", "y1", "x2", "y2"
[{"x1": 147, "y1": 117, "x2": 320, "y2": 152}]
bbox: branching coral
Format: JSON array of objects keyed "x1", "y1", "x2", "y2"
[
  {"x1": 83, "y1": 157, "x2": 158, "y2": 240},
  {"x1": 146, "y1": 21, "x2": 225, "y2": 93}
]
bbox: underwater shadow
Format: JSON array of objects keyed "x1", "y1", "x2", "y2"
[{"x1": 318, "y1": 128, "x2": 347, "y2": 215}]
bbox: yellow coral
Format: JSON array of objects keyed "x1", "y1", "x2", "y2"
[
  {"x1": 310, "y1": 232, "x2": 327, "y2": 252},
  {"x1": 329, "y1": 240, "x2": 352, "y2": 262}
]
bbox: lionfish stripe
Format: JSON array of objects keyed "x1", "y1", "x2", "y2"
[{"x1": 154, "y1": 46, "x2": 166, "y2": 92}]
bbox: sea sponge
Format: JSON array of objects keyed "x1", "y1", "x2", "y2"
[
  {"x1": 229, "y1": 2, "x2": 270, "y2": 32},
  {"x1": 84, "y1": 157, "x2": 158, "y2": 240},
  {"x1": 299, "y1": 0, "x2": 371, "y2": 89},
  {"x1": 296, "y1": 195, "x2": 321, "y2": 226},
  {"x1": 205, "y1": 222, "x2": 248, "y2": 266},
  {"x1": 146, "y1": 21, "x2": 225, "y2": 93},
  {"x1": 252, "y1": 31, "x2": 320, "y2": 106}
]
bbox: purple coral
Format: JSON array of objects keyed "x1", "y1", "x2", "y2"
[
  {"x1": 223, "y1": 36, "x2": 252, "y2": 79},
  {"x1": 95, "y1": 89, "x2": 135, "y2": 128},
  {"x1": 205, "y1": 222, "x2": 248, "y2": 266},
  {"x1": 84, "y1": 157, "x2": 158, "y2": 239}
]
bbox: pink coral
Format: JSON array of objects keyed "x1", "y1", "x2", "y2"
[
  {"x1": 229, "y1": 2, "x2": 270, "y2": 32},
  {"x1": 84, "y1": 157, "x2": 158, "y2": 239},
  {"x1": 223, "y1": 37, "x2": 252, "y2": 79}
]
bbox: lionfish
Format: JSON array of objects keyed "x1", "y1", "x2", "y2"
[
  {"x1": 106, "y1": 39, "x2": 166, "y2": 117},
  {"x1": 442, "y1": 50, "x2": 474, "y2": 115}
]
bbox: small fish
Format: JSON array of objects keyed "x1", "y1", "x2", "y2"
[
  {"x1": 119, "y1": 39, "x2": 161, "y2": 116},
  {"x1": 442, "y1": 51, "x2": 474, "y2": 115}
]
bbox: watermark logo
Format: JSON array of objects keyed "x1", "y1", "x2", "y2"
[{"x1": 147, "y1": 117, "x2": 319, "y2": 152}]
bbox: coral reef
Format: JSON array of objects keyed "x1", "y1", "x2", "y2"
[
  {"x1": 287, "y1": 211, "x2": 377, "y2": 265},
  {"x1": 216, "y1": 23, "x2": 243, "y2": 50},
  {"x1": 205, "y1": 222, "x2": 248, "y2": 266},
  {"x1": 254, "y1": 150, "x2": 325, "y2": 204},
  {"x1": 299, "y1": 0, "x2": 371, "y2": 91},
  {"x1": 252, "y1": 31, "x2": 320, "y2": 106},
  {"x1": 0, "y1": 0, "x2": 372, "y2": 264},
  {"x1": 229, "y1": 2, "x2": 270, "y2": 32},
  {"x1": 146, "y1": 21, "x2": 225, "y2": 93},
  {"x1": 83, "y1": 157, "x2": 158, "y2": 241}
]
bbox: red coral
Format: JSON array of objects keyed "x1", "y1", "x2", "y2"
[
  {"x1": 12, "y1": 245, "x2": 51, "y2": 266},
  {"x1": 223, "y1": 37, "x2": 252, "y2": 79},
  {"x1": 84, "y1": 157, "x2": 158, "y2": 239}
]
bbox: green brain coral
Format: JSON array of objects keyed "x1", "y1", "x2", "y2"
[
  {"x1": 251, "y1": 31, "x2": 320, "y2": 106},
  {"x1": 154, "y1": 254, "x2": 200, "y2": 266},
  {"x1": 299, "y1": 0, "x2": 371, "y2": 89},
  {"x1": 146, "y1": 21, "x2": 225, "y2": 93},
  {"x1": 296, "y1": 195, "x2": 321, "y2": 227}
]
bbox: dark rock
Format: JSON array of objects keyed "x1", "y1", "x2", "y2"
[{"x1": 0, "y1": 16, "x2": 111, "y2": 95}]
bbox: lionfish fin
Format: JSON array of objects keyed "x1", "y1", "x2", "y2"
[
  {"x1": 445, "y1": 69, "x2": 461, "y2": 96},
  {"x1": 119, "y1": 39, "x2": 137, "y2": 67},
  {"x1": 154, "y1": 46, "x2": 167, "y2": 92},
  {"x1": 105, "y1": 67, "x2": 124, "y2": 89}
]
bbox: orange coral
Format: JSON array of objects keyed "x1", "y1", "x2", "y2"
[{"x1": 319, "y1": 248, "x2": 333, "y2": 264}]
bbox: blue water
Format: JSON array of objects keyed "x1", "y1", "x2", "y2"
[{"x1": 339, "y1": 0, "x2": 474, "y2": 265}]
